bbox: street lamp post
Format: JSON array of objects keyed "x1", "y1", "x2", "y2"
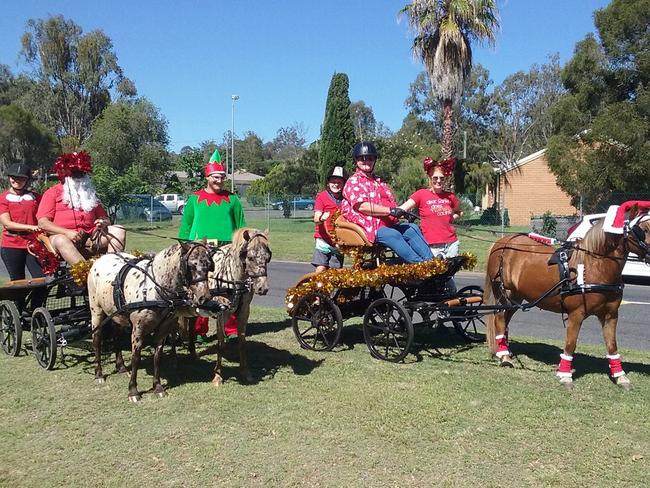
[{"x1": 231, "y1": 94, "x2": 239, "y2": 192}]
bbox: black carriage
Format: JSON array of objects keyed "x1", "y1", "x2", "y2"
[
  {"x1": 288, "y1": 216, "x2": 485, "y2": 362},
  {"x1": 0, "y1": 267, "x2": 91, "y2": 369}
]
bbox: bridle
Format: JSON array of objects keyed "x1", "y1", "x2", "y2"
[
  {"x1": 180, "y1": 242, "x2": 213, "y2": 286},
  {"x1": 241, "y1": 233, "x2": 272, "y2": 280},
  {"x1": 624, "y1": 215, "x2": 650, "y2": 263}
]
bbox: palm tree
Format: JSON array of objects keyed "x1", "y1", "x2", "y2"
[{"x1": 401, "y1": 0, "x2": 499, "y2": 160}]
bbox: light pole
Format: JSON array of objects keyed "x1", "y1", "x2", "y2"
[{"x1": 231, "y1": 94, "x2": 239, "y2": 192}]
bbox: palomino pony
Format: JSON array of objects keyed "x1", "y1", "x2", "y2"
[
  {"x1": 205, "y1": 228, "x2": 271, "y2": 385},
  {"x1": 483, "y1": 209, "x2": 650, "y2": 388},
  {"x1": 88, "y1": 241, "x2": 213, "y2": 402}
]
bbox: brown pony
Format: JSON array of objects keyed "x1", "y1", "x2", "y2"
[{"x1": 483, "y1": 209, "x2": 650, "y2": 388}]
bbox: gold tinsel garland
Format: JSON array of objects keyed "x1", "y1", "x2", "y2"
[
  {"x1": 285, "y1": 252, "x2": 477, "y2": 310},
  {"x1": 70, "y1": 249, "x2": 144, "y2": 286}
]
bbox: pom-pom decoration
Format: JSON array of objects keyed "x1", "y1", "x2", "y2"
[
  {"x1": 25, "y1": 233, "x2": 59, "y2": 276},
  {"x1": 53, "y1": 151, "x2": 93, "y2": 182}
]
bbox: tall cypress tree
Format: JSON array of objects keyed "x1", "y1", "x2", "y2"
[{"x1": 319, "y1": 73, "x2": 356, "y2": 184}]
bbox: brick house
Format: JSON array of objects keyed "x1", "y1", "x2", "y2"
[{"x1": 486, "y1": 149, "x2": 578, "y2": 226}]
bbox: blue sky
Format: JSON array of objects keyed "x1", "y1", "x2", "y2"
[{"x1": 1, "y1": 0, "x2": 611, "y2": 152}]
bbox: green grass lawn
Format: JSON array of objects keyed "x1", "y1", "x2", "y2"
[
  {"x1": 1, "y1": 306, "x2": 649, "y2": 487},
  {"x1": 119, "y1": 218, "x2": 524, "y2": 271}
]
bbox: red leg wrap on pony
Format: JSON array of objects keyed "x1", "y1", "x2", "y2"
[
  {"x1": 556, "y1": 353, "x2": 573, "y2": 378},
  {"x1": 194, "y1": 316, "x2": 209, "y2": 336},
  {"x1": 607, "y1": 353, "x2": 625, "y2": 378},
  {"x1": 225, "y1": 314, "x2": 238, "y2": 337},
  {"x1": 495, "y1": 334, "x2": 510, "y2": 358}
]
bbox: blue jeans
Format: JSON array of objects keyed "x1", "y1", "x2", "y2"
[{"x1": 375, "y1": 224, "x2": 433, "y2": 263}]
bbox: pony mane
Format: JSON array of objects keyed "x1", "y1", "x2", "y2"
[
  {"x1": 231, "y1": 227, "x2": 266, "y2": 253},
  {"x1": 576, "y1": 219, "x2": 619, "y2": 261}
]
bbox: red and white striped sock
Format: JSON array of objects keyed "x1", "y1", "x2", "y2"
[
  {"x1": 495, "y1": 334, "x2": 510, "y2": 358},
  {"x1": 556, "y1": 353, "x2": 573, "y2": 378},
  {"x1": 607, "y1": 353, "x2": 625, "y2": 378}
]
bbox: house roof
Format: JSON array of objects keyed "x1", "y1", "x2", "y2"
[{"x1": 499, "y1": 148, "x2": 547, "y2": 174}]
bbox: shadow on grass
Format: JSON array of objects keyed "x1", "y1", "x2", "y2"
[
  {"x1": 335, "y1": 322, "x2": 487, "y2": 364},
  {"x1": 510, "y1": 340, "x2": 650, "y2": 380}
]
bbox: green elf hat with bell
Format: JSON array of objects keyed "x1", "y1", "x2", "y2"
[{"x1": 204, "y1": 149, "x2": 227, "y2": 177}]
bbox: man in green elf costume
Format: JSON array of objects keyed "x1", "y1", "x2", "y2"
[{"x1": 178, "y1": 148, "x2": 246, "y2": 340}]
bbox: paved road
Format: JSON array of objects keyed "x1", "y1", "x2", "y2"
[
  {"x1": 4, "y1": 258, "x2": 650, "y2": 351},
  {"x1": 258, "y1": 261, "x2": 650, "y2": 352}
]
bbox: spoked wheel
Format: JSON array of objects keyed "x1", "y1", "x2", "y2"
[
  {"x1": 31, "y1": 307, "x2": 57, "y2": 370},
  {"x1": 291, "y1": 293, "x2": 343, "y2": 351},
  {"x1": 0, "y1": 300, "x2": 22, "y2": 356},
  {"x1": 451, "y1": 285, "x2": 486, "y2": 343},
  {"x1": 363, "y1": 298, "x2": 414, "y2": 362}
]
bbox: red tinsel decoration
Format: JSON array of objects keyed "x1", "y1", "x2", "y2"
[
  {"x1": 423, "y1": 156, "x2": 456, "y2": 176},
  {"x1": 26, "y1": 233, "x2": 59, "y2": 276},
  {"x1": 53, "y1": 151, "x2": 93, "y2": 182}
]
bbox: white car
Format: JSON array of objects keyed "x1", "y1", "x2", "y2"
[
  {"x1": 155, "y1": 193, "x2": 186, "y2": 214},
  {"x1": 566, "y1": 213, "x2": 650, "y2": 282}
]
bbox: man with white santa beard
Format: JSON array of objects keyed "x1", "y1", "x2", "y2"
[{"x1": 37, "y1": 152, "x2": 126, "y2": 266}]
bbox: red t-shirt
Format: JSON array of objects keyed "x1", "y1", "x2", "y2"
[
  {"x1": 410, "y1": 188, "x2": 460, "y2": 244},
  {"x1": 0, "y1": 190, "x2": 41, "y2": 249},
  {"x1": 36, "y1": 184, "x2": 108, "y2": 233},
  {"x1": 313, "y1": 190, "x2": 343, "y2": 242}
]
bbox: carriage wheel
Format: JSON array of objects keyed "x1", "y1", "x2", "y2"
[
  {"x1": 31, "y1": 307, "x2": 57, "y2": 370},
  {"x1": 363, "y1": 298, "x2": 414, "y2": 362},
  {"x1": 452, "y1": 285, "x2": 486, "y2": 343},
  {"x1": 0, "y1": 300, "x2": 22, "y2": 357},
  {"x1": 291, "y1": 293, "x2": 343, "y2": 351}
]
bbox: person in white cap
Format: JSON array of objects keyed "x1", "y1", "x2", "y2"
[{"x1": 312, "y1": 165, "x2": 346, "y2": 273}]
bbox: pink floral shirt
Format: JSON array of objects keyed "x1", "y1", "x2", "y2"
[{"x1": 342, "y1": 170, "x2": 397, "y2": 243}]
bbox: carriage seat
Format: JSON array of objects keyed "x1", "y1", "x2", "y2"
[{"x1": 333, "y1": 216, "x2": 373, "y2": 248}]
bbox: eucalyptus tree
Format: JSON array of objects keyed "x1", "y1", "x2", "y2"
[
  {"x1": 400, "y1": 0, "x2": 499, "y2": 160},
  {"x1": 20, "y1": 15, "x2": 136, "y2": 148}
]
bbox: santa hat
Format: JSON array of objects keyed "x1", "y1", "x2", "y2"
[
  {"x1": 204, "y1": 148, "x2": 226, "y2": 177},
  {"x1": 603, "y1": 200, "x2": 650, "y2": 234},
  {"x1": 53, "y1": 151, "x2": 92, "y2": 182}
]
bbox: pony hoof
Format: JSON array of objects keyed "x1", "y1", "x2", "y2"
[
  {"x1": 116, "y1": 366, "x2": 128, "y2": 374},
  {"x1": 128, "y1": 394, "x2": 141, "y2": 403},
  {"x1": 616, "y1": 376, "x2": 633, "y2": 391},
  {"x1": 212, "y1": 375, "x2": 223, "y2": 387},
  {"x1": 155, "y1": 390, "x2": 167, "y2": 398},
  {"x1": 559, "y1": 377, "x2": 574, "y2": 389},
  {"x1": 95, "y1": 376, "x2": 105, "y2": 384}
]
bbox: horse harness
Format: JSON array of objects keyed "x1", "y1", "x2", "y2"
[
  {"x1": 101, "y1": 243, "x2": 211, "y2": 328},
  {"x1": 489, "y1": 232, "x2": 629, "y2": 318}
]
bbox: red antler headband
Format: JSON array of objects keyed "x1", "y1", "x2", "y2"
[
  {"x1": 53, "y1": 151, "x2": 93, "y2": 182},
  {"x1": 423, "y1": 157, "x2": 456, "y2": 177}
]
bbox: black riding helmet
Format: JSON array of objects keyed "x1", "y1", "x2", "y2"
[
  {"x1": 352, "y1": 141, "x2": 378, "y2": 160},
  {"x1": 6, "y1": 162, "x2": 31, "y2": 179}
]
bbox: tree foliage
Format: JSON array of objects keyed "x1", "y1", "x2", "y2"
[
  {"x1": 0, "y1": 104, "x2": 58, "y2": 176},
  {"x1": 20, "y1": 15, "x2": 135, "y2": 145},
  {"x1": 319, "y1": 73, "x2": 355, "y2": 184},
  {"x1": 546, "y1": 0, "x2": 650, "y2": 211},
  {"x1": 84, "y1": 98, "x2": 170, "y2": 190}
]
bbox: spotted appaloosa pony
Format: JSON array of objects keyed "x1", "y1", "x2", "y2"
[
  {"x1": 206, "y1": 228, "x2": 271, "y2": 385},
  {"x1": 483, "y1": 210, "x2": 650, "y2": 389},
  {"x1": 87, "y1": 241, "x2": 213, "y2": 402}
]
